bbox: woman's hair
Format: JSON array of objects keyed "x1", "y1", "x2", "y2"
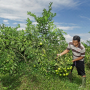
[{"x1": 73, "y1": 35, "x2": 80, "y2": 42}]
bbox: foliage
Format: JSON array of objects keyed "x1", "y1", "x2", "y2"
[{"x1": 0, "y1": 2, "x2": 90, "y2": 79}]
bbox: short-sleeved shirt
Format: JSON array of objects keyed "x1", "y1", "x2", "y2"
[{"x1": 67, "y1": 41, "x2": 85, "y2": 61}]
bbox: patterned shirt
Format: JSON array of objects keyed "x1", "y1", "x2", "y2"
[{"x1": 67, "y1": 41, "x2": 85, "y2": 61}]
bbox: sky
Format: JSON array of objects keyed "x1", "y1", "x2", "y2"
[{"x1": 0, "y1": 0, "x2": 90, "y2": 45}]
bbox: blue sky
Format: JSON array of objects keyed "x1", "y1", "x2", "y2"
[{"x1": 0, "y1": 0, "x2": 90, "y2": 45}]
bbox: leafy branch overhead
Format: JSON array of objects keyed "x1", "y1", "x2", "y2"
[{"x1": 27, "y1": 2, "x2": 56, "y2": 35}]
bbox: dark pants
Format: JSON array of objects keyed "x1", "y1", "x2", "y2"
[{"x1": 71, "y1": 61, "x2": 86, "y2": 76}]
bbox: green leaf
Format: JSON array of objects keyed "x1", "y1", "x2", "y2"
[
  {"x1": 14, "y1": 63, "x2": 17, "y2": 66},
  {"x1": 11, "y1": 41, "x2": 15, "y2": 45},
  {"x1": 45, "y1": 16, "x2": 47, "y2": 21},
  {"x1": 6, "y1": 41, "x2": 9, "y2": 45},
  {"x1": 21, "y1": 47, "x2": 24, "y2": 52}
]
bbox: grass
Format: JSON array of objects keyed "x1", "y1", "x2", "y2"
[{"x1": 0, "y1": 63, "x2": 90, "y2": 90}]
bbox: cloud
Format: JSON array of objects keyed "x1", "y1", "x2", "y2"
[
  {"x1": 78, "y1": 33, "x2": 90, "y2": 43},
  {"x1": 54, "y1": 22, "x2": 77, "y2": 26},
  {"x1": 53, "y1": 22, "x2": 80, "y2": 30},
  {"x1": 3, "y1": 20, "x2": 9, "y2": 24},
  {"x1": 13, "y1": 23, "x2": 18, "y2": 24},
  {"x1": 3, "y1": 20, "x2": 8, "y2": 23},
  {"x1": 15, "y1": 21, "x2": 80, "y2": 31},
  {"x1": 63, "y1": 34, "x2": 89, "y2": 44},
  {"x1": 0, "y1": 0, "x2": 82, "y2": 31},
  {"x1": 63, "y1": 34, "x2": 73, "y2": 43},
  {"x1": 80, "y1": 16, "x2": 90, "y2": 20},
  {"x1": 66, "y1": 33, "x2": 90, "y2": 44},
  {"x1": 32, "y1": 22, "x2": 38, "y2": 26},
  {"x1": 12, "y1": 22, "x2": 38, "y2": 31},
  {"x1": 57, "y1": 26, "x2": 81, "y2": 30},
  {"x1": 0, "y1": 0, "x2": 81, "y2": 22},
  {"x1": 88, "y1": 38, "x2": 90, "y2": 40},
  {"x1": 14, "y1": 23, "x2": 27, "y2": 31},
  {"x1": 17, "y1": 28, "x2": 26, "y2": 31}
]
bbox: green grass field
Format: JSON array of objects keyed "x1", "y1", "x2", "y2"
[{"x1": 0, "y1": 63, "x2": 90, "y2": 90}]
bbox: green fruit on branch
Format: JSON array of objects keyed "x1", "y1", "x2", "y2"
[
  {"x1": 40, "y1": 42, "x2": 42, "y2": 45},
  {"x1": 70, "y1": 66, "x2": 73, "y2": 69},
  {"x1": 55, "y1": 70, "x2": 58, "y2": 72},
  {"x1": 63, "y1": 73, "x2": 66, "y2": 76},
  {"x1": 33, "y1": 65, "x2": 36, "y2": 67},
  {"x1": 54, "y1": 63, "x2": 58, "y2": 66},
  {"x1": 66, "y1": 73, "x2": 69, "y2": 76},
  {"x1": 64, "y1": 70, "x2": 67, "y2": 72},
  {"x1": 67, "y1": 60, "x2": 69, "y2": 62},
  {"x1": 67, "y1": 67, "x2": 70, "y2": 70},
  {"x1": 59, "y1": 74, "x2": 62, "y2": 76},
  {"x1": 58, "y1": 68, "x2": 61, "y2": 70}
]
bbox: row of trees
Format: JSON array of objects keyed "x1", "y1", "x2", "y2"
[{"x1": 0, "y1": 2, "x2": 90, "y2": 77}]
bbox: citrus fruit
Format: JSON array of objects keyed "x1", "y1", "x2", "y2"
[
  {"x1": 70, "y1": 66, "x2": 73, "y2": 69},
  {"x1": 55, "y1": 70, "x2": 58, "y2": 72},
  {"x1": 66, "y1": 73, "x2": 69, "y2": 76},
  {"x1": 63, "y1": 74, "x2": 66, "y2": 76},
  {"x1": 67, "y1": 67, "x2": 70, "y2": 70},
  {"x1": 34, "y1": 65, "x2": 36, "y2": 67},
  {"x1": 64, "y1": 70, "x2": 67, "y2": 72},
  {"x1": 58, "y1": 68, "x2": 61, "y2": 70},
  {"x1": 40, "y1": 42, "x2": 42, "y2": 45}
]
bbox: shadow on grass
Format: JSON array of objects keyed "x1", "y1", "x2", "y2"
[
  {"x1": 72, "y1": 74, "x2": 82, "y2": 85},
  {"x1": 0, "y1": 61, "x2": 29, "y2": 90},
  {"x1": 0, "y1": 73, "x2": 22, "y2": 90},
  {"x1": 0, "y1": 70, "x2": 40, "y2": 90}
]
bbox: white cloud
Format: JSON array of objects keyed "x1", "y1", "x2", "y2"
[
  {"x1": 88, "y1": 38, "x2": 90, "y2": 40},
  {"x1": 53, "y1": 22, "x2": 80, "y2": 30},
  {"x1": 3, "y1": 20, "x2": 8, "y2": 23},
  {"x1": 17, "y1": 28, "x2": 25, "y2": 31},
  {"x1": 12, "y1": 22, "x2": 38, "y2": 31},
  {"x1": 64, "y1": 33, "x2": 90, "y2": 43},
  {"x1": 57, "y1": 26, "x2": 81, "y2": 30},
  {"x1": 0, "y1": 0, "x2": 82, "y2": 31},
  {"x1": 16, "y1": 21, "x2": 80, "y2": 31},
  {"x1": 63, "y1": 34, "x2": 73, "y2": 43},
  {"x1": 81, "y1": 39, "x2": 85, "y2": 43},
  {"x1": 65, "y1": 33, "x2": 90, "y2": 44},
  {"x1": 80, "y1": 16, "x2": 90, "y2": 20},
  {"x1": 13, "y1": 23, "x2": 18, "y2": 24},
  {"x1": 52, "y1": 0, "x2": 80, "y2": 8},
  {"x1": 3, "y1": 20, "x2": 9, "y2": 24},
  {"x1": 32, "y1": 22, "x2": 38, "y2": 26},
  {"x1": 14, "y1": 23, "x2": 27, "y2": 31},
  {"x1": 54, "y1": 22, "x2": 77, "y2": 26},
  {"x1": 0, "y1": 0, "x2": 81, "y2": 22}
]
